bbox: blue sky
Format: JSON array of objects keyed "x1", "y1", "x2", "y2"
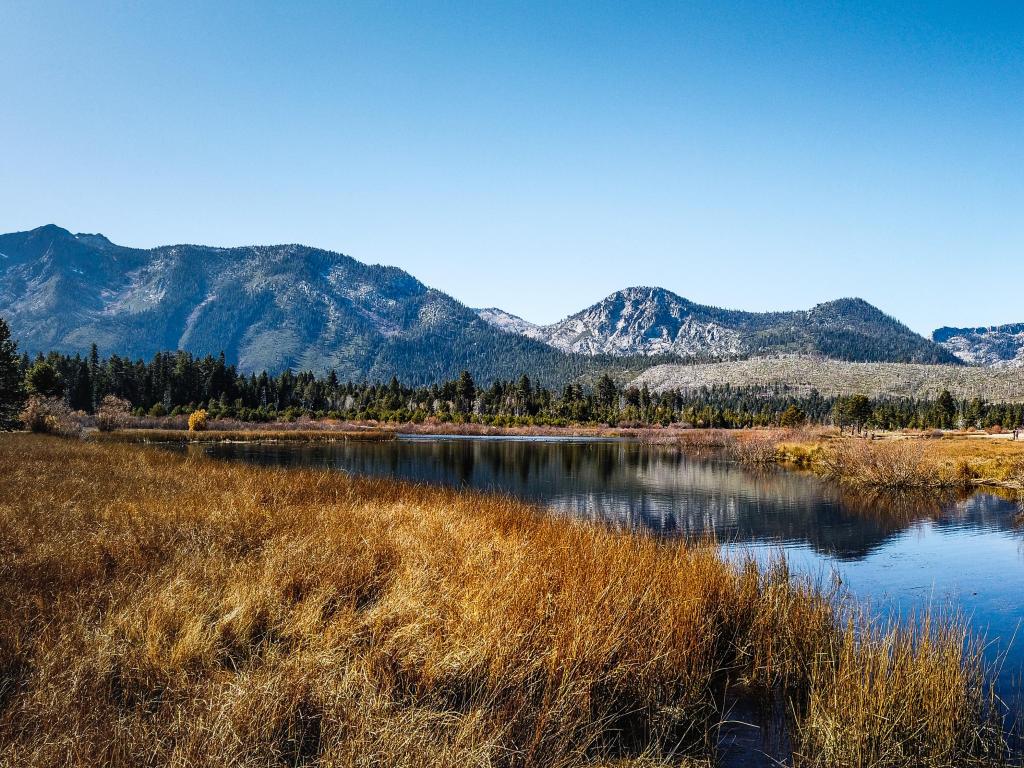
[{"x1": 1, "y1": 1, "x2": 1021, "y2": 335}]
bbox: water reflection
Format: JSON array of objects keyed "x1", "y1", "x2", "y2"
[
  {"x1": 193, "y1": 438, "x2": 1024, "y2": 753},
  {"x1": 200, "y1": 436, "x2": 1024, "y2": 698},
  {"x1": 201, "y1": 437, "x2": 1021, "y2": 561}
]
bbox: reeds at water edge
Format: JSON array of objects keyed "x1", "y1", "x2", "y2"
[{"x1": 0, "y1": 434, "x2": 1014, "y2": 767}]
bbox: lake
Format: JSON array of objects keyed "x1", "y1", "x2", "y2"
[{"x1": 200, "y1": 435, "x2": 1024, "y2": 696}]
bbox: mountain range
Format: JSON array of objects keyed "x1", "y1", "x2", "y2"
[
  {"x1": 0, "y1": 224, "x2": 999, "y2": 384},
  {"x1": 932, "y1": 325, "x2": 1024, "y2": 368},
  {"x1": 476, "y1": 287, "x2": 957, "y2": 364}
]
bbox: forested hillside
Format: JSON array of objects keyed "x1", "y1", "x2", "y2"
[
  {"x1": 1, "y1": 225, "x2": 960, "y2": 388},
  {"x1": 16, "y1": 346, "x2": 1024, "y2": 431}
]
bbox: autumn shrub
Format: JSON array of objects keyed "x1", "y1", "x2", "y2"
[
  {"x1": 95, "y1": 395, "x2": 132, "y2": 432},
  {"x1": 728, "y1": 431, "x2": 784, "y2": 465},
  {"x1": 19, "y1": 395, "x2": 82, "y2": 437},
  {"x1": 188, "y1": 408, "x2": 208, "y2": 432}
]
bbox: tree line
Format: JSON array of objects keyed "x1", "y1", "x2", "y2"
[{"x1": 0, "y1": 318, "x2": 1021, "y2": 431}]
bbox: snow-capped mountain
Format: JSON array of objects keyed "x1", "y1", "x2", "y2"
[
  {"x1": 933, "y1": 325, "x2": 1024, "y2": 368},
  {"x1": 482, "y1": 287, "x2": 743, "y2": 356},
  {"x1": 477, "y1": 287, "x2": 958, "y2": 364}
]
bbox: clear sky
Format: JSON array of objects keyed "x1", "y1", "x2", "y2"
[{"x1": 1, "y1": 1, "x2": 1021, "y2": 335}]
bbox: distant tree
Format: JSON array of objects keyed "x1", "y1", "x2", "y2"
[
  {"x1": 88, "y1": 343, "x2": 101, "y2": 408},
  {"x1": 779, "y1": 404, "x2": 806, "y2": 427},
  {"x1": 457, "y1": 370, "x2": 476, "y2": 413},
  {"x1": 622, "y1": 386, "x2": 640, "y2": 410},
  {"x1": 0, "y1": 318, "x2": 26, "y2": 430},
  {"x1": 845, "y1": 394, "x2": 873, "y2": 434},
  {"x1": 25, "y1": 360, "x2": 65, "y2": 399},
  {"x1": 936, "y1": 389, "x2": 956, "y2": 429},
  {"x1": 596, "y1": 374, "x2": 617, "y2": 410},
  {"x1": 68, "y1": 360, "x2": 93, "y2": 412}
]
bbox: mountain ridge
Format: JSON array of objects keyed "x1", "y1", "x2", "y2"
[
  {"x1": 0, "y1": 225, "x2": 581, "y2": 384},
  {"x1": 0, "y1": 225, "x2": 962, "y2": 382},
  {"x1": 476, "y1": 286, "x2": 958, "y2": 365}
]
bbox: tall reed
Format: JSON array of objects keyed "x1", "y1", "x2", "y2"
[{"x1": 818, "y1": 438, "x2": 957, "y2": 490}]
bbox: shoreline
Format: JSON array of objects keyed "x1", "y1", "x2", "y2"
[{"x1": 87, "y1": 419, "x2": 1024, "y2": 492}]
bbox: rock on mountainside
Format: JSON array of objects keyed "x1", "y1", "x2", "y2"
[
  {"x1": 478, "y1": 287, "x2": 959, "y2": 364},
  {"x1": 933, "y1": 325, "x2": 1024, "y2": 368},
  {"x1": 530, "y1": 287, "x2": 743, "y2": 356},
  {"x1": 0, "y1": 225, "x2": 572, "y2": 383}
]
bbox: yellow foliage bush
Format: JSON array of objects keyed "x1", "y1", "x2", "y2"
[{"x1": 188, "y1": 409, "x2": 208, "y2": 432}]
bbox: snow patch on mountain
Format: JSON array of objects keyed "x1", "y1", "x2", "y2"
[
  {"x1": 934, "y1": 325, "x2": 1024, "y2": 368},
  {"x1": 475, "y1": 308, "x2": 547, "y2": 340},
  {"x1": 477, "y1": 287, "x2": 744, "y2": 357}
]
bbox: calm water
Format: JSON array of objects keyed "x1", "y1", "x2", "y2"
[{"x1": 201, "y1": 436, "x2": 1024, "y2": 690}]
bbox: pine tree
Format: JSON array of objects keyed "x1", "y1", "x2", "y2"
[
  {"x1": 457, "y1": 370, "x2": 476, "y2": 413},
  {"x1": 0, "y1": 318, "x2": 26, "y2": 430},
  {"x1": 936, "y1": 389, "x2": 956, "y2": 429},
  {"x1": 596, "y1": 374, "x2": 617, "y2": 410},
  {"x1": 25, "y1": 360, "x2": 65, "y2": 399},
  {"x1": 89, "y1": 343, "x2": 100, "y2": 409}
]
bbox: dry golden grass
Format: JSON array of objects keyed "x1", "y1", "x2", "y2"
[
  {"x1": 816, "y1": 439, "x2": 958, "y2": 490},
  {"x1": 774, "y1": 434, "x2": 1024, "y2": 491},
  {"x1": 796, "y1": 614, "x2": 1006, "y2": 768},
  {"x1": 0, "y1": 435, "x2": 1012, "y2": 767},
  {"x1": 924, "y1": 437, "x2": 1024, "y2": 486}
]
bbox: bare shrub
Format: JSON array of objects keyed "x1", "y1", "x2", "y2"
[
  {"x1": 728, "y1": 432, "x2": 783, "y2": 465},
  {"x1": 674, "y1": 429, "x2": 735, "y2": 451},
  {"x1": 95, "y1": 395, "x2": 132, "y2": 432},
  {"x1": 19, "y1": 396, "x2": 82, "y2": 438}
]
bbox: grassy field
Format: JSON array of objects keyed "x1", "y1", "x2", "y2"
[
  {"x1": 772, "y1": 432, "x2": 1024, "y2": 490},
  {"x1": 630, "y1": 425, "x2": 1024, "y2": 491},
  {"x1": 0, "y1": 435, "x2": 1014, "y2": 767}
]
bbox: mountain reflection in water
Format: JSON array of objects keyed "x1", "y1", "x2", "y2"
[
  {"x1": 196, "y1": 435, "x2": 1024, "y2": 763},
  {"x1": 200, "y1": 437, "x2": 1020, "y2": 561}
]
